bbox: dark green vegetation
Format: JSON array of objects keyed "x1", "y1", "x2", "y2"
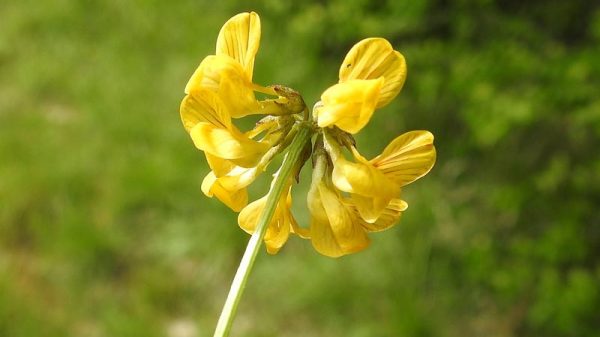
[{"x1": 1, "y1": 0, "x2": 599, "y2": 336}]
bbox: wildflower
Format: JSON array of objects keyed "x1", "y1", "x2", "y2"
[
  {"x1": 306, "y1": 152, "x2": 409, "y2": 257},
  {"x1": 314, "y1": 38, "x2": 407, "y2": 134},
  {"x1": 326, "y1": 130, "x2": 436, "y2": 223},
  {"x1": 180, "y1": 89, "x2": 273, "y2": 169},
  {"x1": 306, "y1": 152, "x2": 370, "y2": 257},
  {"x1": 185, "y1": 12, "x2": 301, "y2": 118},
  {"x1": 181, "y1": 12, "x2": 435, "y2": 258}
]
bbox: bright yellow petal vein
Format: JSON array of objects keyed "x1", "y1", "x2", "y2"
[
  {"x1": 216, "y1": 12, "x2": 261, "y2": 80},
  {"x1": 371, "y1": 130, "x2": 436, "y2": 186},
  {"x1": 339, "y1": 38, "x2": 407, "y2": 108}
]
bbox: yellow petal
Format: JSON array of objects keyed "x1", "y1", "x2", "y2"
[
  {"x1": 309, "y1": 218, "x2": 345, "y2": 258},
  {"x1": 371, "y1": 131, "x2": 436, "y2": 186},
  {"x1": 238, "y1": 185, "x2": 294, "y2": 254},
  {"x1": 238, "y1": 194, "x2": 265, "y2": 234},
  {"x1": 217, "y1": 166, "x2": 260, "y2": 191},
  {"x1": 219, "y1": 74, "x2": 261, "y2": 117},
  {"x1": 350, "y1": 198, "x2": 408, "y2": 232},
  {"x1": 184, "y1": 55, "x2": 259, "y2": 118},
  {"x1": 216, "y1": 12, "x2": 261, "y2": 80},
  {"x1": 317, "y1": 78, "x2": 384, "y2": 134},
  {"x1": 263, "y1": 201, "x2": 291, "y2": 255},
  {"x1": 307, "y1": 180, "x2": 370, "y2": 257},
  {"x1": 290, "y1": 214, "x2": 310, "y2": 239},
  {"x1": 200, "y1": 171, "x2": 217, "y2": 197},
  {"x1": 185, "y1": 55, "x2": 228, "y2": 94},
  {"x1": 201, "y1": 166, "x2": 258, "y2": 203},
  {"x1": 180, "y1": 90, "x2": 231, "y2": 132},
  {"x1": 185, "y1": 55, "x2": 246, "y2": 92},
  {"x1": 350, "y1": 194, "x2": 394, "y2": 224},
  {"x1": 189, "y1": 122, "x2": 269, "y2": 168},
  {"x1": 339, "y1": 38, "x2": 407, "y2": 108},
  {"x1": 201, "y1": 171, "x2": 248, "y2": 211},
  {"x1": 331, "y1": 151, "x2": 399, "y2": 222},
  {"x1": 205, "y1": 153, "x2": 235, "y2": 178}
]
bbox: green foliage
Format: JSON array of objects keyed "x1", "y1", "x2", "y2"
[{"x1": 1, "y1": 0, "x2": 599, "y2": 336}]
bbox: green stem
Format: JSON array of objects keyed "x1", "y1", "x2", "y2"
[{"x1": 213, "y1": 123, "x2": 314, "y2": 337}]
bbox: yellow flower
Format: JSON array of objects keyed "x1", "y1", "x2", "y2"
[
  {"x1": 180, "y1": 89, "x2": 274, "y2": 169},
  {"x1": 184, "y1": 12, "x2": 261, "y2": 117},
  {"x1": 328, "y1": 130, "x2": 436, "y2": 223},
  {"x1": 185, "y1": 12, "x2": 299, "y2": 118},
  {"x1": 181, "y1": 88, "x2": 290, "y2": 211},
  {"x1": 181, "y1": 12, "x2": 308, "y2": 213},
  {"x1": 315, "y1": 38, "x2": 407, "y2": 134},
  {"x1": 238, "y1": 178, "x2": 307, "y2": 254},
  {"x1": 180, "y1": 12, "x2": 435, "y2": 258},
  {"x1": 306, "y1": 153, "x2": 408, "y2": 257}
]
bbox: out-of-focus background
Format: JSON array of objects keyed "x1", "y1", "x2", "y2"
[{"x1": 2, "y1": 1, "x2": 599, "y2": 336}]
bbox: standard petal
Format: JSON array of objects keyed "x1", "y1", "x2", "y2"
[
  {"x1": 180, "y1": 90, "x2": 231, "y2": 132},
  {"x1": 189, "y1": 122, "x2": 269, "y2": 168},
  {"x1": 339, "y1": 38, "x2": 407, "y2": 108},
  {"x1": 317, "y1": 78, "x2": 384, "y2": 134},
  {"x1": 216, "y1": 12, "x2": 261, "y2": 79},
  {"x1": 371, "y1": 131, "x2": 436, "y2": 186}
]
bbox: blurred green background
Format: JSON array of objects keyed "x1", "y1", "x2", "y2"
[{"x1": 2, "y1": 0, "x2": 600, "y2": 336}]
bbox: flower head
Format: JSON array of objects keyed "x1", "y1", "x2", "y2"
[{"x1": 181, "y1": 12, "x2": 435, "y2": 257}]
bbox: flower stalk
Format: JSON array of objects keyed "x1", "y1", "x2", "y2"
[{"x1": 213, "y1": 123, "x2": 314, "y2": 337}]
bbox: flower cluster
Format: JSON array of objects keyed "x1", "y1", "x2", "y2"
[{"x1": 181, "y1": 12, "x2": 436, "y2": 257}]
